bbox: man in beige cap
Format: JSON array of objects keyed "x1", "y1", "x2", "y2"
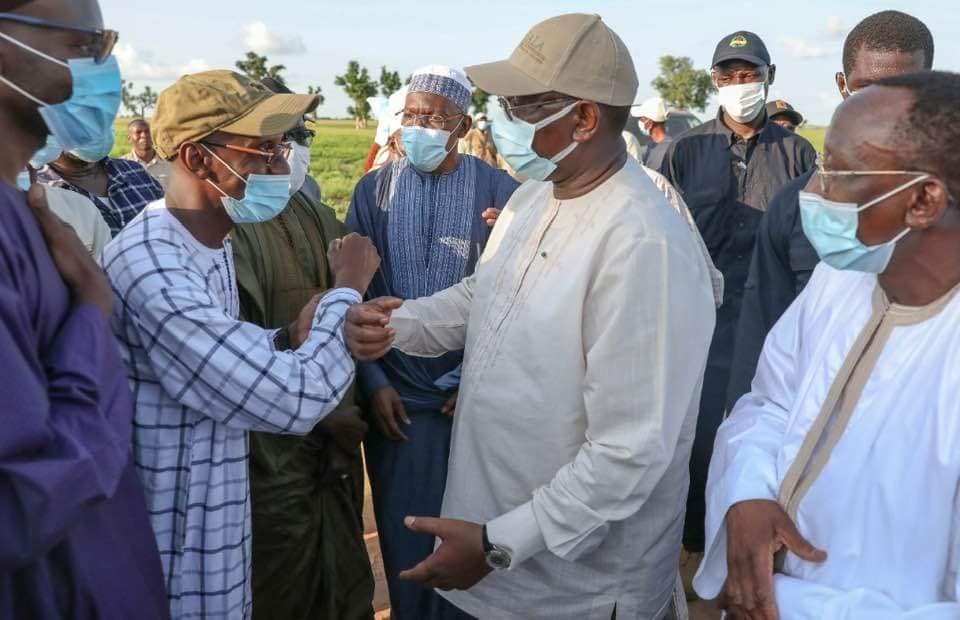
[
  {"x1": 344, "y1": 13, "x2": 715, "y2": 619},
  {"x1": 101, "y1": 70, "x2": 380, "y2": 619}
]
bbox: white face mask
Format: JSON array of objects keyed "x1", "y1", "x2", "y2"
[
  {"x1": 718, "y1": 81, "x2": 766, "y2": 123},
  {"x1": 476, "y1": 120, "x2": 488, "y2": 131},
  {"x1": 285, "y1": 142, "x2": 311, "y2": 195}
]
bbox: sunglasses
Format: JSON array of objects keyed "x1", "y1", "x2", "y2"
[{"x1": 0, "y1": 12, "x2": 118, "y2": 64}]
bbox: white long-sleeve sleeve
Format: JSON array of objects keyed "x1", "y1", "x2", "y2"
[
  {"x1": 487, "y1": 234, "x2": 715, "y2": 565},
  {"x1": 694, "y1": 275, "x2": 809, "y2": 599},
  {"x1": 390, "y1": 274, "x2": 476, "y2": 358}
]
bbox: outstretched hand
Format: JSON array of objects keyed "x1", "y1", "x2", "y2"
[
  {"x1": 719, "y1": 500, "x2": 827, "y2": 619},
  {"x1": 345, "y1": 297, "x2": 403, "y2": 360},
  {"x1": 398, "y1": 517, "x2": 491, "y2": 591}
]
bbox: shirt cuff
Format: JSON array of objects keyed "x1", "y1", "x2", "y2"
[
  {"x1": 486, "y1": 500, "x2": 547, "y2": 568},
  {"x1": 321, "y1": 287, "x2": 363, "y2": 306}
]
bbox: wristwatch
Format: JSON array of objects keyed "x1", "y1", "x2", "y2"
[
  {"x1": 482, "y1": 524, "x2": 512, "y2": 570},
  {"x1": 273, "y1": 326, "x2": 292, "y2": 352}
]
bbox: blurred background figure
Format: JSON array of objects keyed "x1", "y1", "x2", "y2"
[
  {"x1": 632, "y1": 97, "x2": 672, "y2": 169},
  {"x1": 124, "y1": 118, "x2": 172, "y2": 189},
  {"x1": 366, "y1": 86, "x2": 409, "y2": 172},
  {"x1": 765, "y1": 99, "x2": 804, "y2": 132},
  {"x1": 459, "y1": 111, "x2": 498, "y2": 166}
]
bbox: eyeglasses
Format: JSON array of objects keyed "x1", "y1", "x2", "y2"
[
  {"x1": 202, "y1": 141, "x2": 292, "y2": 166},
  {"x1": 814, "y1": 155, "x2": 929, "y2": 193},
  {"x1": 399, "y1": 110, "x2": 463, "y2": 130},
  {"x1": 712, "y1": 68, "x2": 767, "y2": 88},
  {"x1": 0, "y1": 13, "x2": 118, "y2": 64},
  {"x1": 498, "y1": 96, "x2": 575, "y2": 122},
  {"x1": 285, "y1": 126, "x2": 315, "y2": 147}
]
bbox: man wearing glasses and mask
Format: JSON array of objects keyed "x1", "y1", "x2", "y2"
[
  {"x1": 345, "y1": 14, "x2": 716, "y2": 619},
  {"x1": 658, "y1": 32, "x2": 816, "y2": 586},
  {"x1": 0, "y1": 0, "x2": 168, "y2": 617},
  {"x1": 345, "y1": 64, "x2": 518, "y2": 620},
  {"x1": 697, "y1": 69, "x2": 960, "y2": 619},
  {"x1": 229, "y1": 81, "x2": 375, "y2": 620},
  {"x1": 727, "y1": 11, "x2": 935, "y2": 416},
  {"x1": 101, "y1": 70, "x2": 382, "y2": 618}
]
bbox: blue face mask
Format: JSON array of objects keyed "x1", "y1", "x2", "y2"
[
  {"x1": 489, "y1": 101, "x2": 579, "y2": 182},
  {"x1": 0, "y1": 33, "x2": 121, "y2": 162},
  {"x1": 798, "y1": 175, "x2": 928, "y2": 273},
  {"x1": 401, "y1": 118, "x2": 462, "y2": 172},
  {"x1": 16, "y1": 170, "x2": 31, "y2": 191},
  {"x1": 30, "y1": 134, "x2": 63, "y2": 169},
  {"x1": 202, "y1": 145, "x2": 291, "y2": 224}
]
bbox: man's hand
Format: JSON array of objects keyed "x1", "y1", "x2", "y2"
[
  {"x1": 28, "y1": 184, "x2": 113, "y2": 317},
  {"x1": 370, "y1": 386, "x2": 409, "y2": 442},
  {"x1": 441, "y1": 390, "x2": 458, "y2": 417},
  {"x1": 288, "y1": 293, "x2": 323, "y2": 349},
  {"x1": 719, "y1": 500, "x2": 827, "y2": 620},
  {"x1": 329, "y1": 233, "x2": 380, "y2": 295},
  {"x1": 399, "y1": 517, "x2": 491, "y2": 591},
  {"x1": 345, "y1": 297, "x2": 403, "y2": 361},
  {"x1": 318, "y1": 405, "x2": 368, "y2": 452},
  {"x1": 481, "y1": 208, "x2": 501, "y2": 228}
]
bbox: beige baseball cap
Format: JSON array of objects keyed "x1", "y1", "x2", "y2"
[
  {"x1": 465, "y1": 13, "x2": 638, "y2": 106},
  {"x1": 152, "y1": 70, "x2": 319, "y2": 160}
]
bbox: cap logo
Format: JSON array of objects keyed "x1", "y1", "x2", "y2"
[
  {"x1": 730, "y1": 35, "x2": 748, "y2": 48},
  {"x1": 776, "y1": 100, "x2": 788, "y2": 110},
  {"x1": 520, "y1": 32, "x2": 547, "y2": 65}
]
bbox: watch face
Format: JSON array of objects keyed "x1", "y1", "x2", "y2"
[{"x1": 486, "y1": 548, "x2": 511, "y2": 570}]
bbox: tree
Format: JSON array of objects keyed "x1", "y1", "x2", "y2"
[
  {"x1": 121, "y1": 80, "x2": 137, "y2": 116},
  {"x1": 650, "y1": 55, "x2": 715, "y2": 112},
  {"x1": 235, "y1": 51, "x2": 287, "y2": 85},
  {"x1": 121, "y1": 81, "x2": 159, "y2": 117},
  {"x1": 335, "y1": 61, "x2": 378, "y2": 129},
  {"x1": 471, "y1": 88, "x2": 490, "y2": 114},
  {"x1": 379, "y1": 67, "x2": 402, "y2": 97},
  {"x1": 307, "y1": 85, "x2": 326, "y2": 106}
]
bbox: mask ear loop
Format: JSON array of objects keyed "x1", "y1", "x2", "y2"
[
  {"x1": 0, "y1": 31, "x2": 69, "y2": 106},
  {"x1": 855, "y1": 174, "x2": 931, "y2": 212},
  {"x1": 199, "y1": 144, "x2": 247, "y2": 198}
]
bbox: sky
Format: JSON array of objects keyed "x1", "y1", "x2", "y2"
[{"x1": 102, "y1": 0, "x2": 959, "y2": 126}]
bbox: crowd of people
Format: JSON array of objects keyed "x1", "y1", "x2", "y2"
[{"x1": 2, "y1": 0, "x2": 958, "y2": 619}]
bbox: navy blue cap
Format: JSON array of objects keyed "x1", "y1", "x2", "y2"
[{"x1": 712, "y1": 31, "x2": 771, "y2": 68}]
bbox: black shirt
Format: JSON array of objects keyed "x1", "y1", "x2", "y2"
[
  {"x1": 725, "y1": 168, "x2": 819, "y2": 409},
  {"x1": 660, "y1": 110, "x2": 816, "y2": 375}
]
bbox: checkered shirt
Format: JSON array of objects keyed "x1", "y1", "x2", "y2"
[
  {"x1": 38, "y1": 158, "x2": 164, "y2": 236},
  {"x1": 101, "y1": 200, "x2": 359, "y2": 619}
]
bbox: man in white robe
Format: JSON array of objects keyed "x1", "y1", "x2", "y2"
[{"x1": 696, "y1": 70, "x2": 960, "y2": 618}]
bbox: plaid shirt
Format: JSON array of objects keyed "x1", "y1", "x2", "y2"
[
  {"x1": 38, "y1": 158, "x2": 164, "y2": 236},
  {"x1": 102, "y1": 201, "x2": 359, "y2": 619}
]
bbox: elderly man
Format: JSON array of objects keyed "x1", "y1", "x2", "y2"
[
  {"x1": 125, "y1": 118, "x2": 172, "y2": 189},
  {"x1": 727, "y1": 10, "x2": 935, "y2": 411},
  {"x1": 346, "y1": 64, "x2": 518, "y2": 620},
  {"x1": 698, "y1": 70, "x2": 960, "y2": 619},
  {"x1": 0, "y1": 0, "x2": 168, "y2": 617},
  {"x1": 346, "y1": 13, "x2": 716, "y2": 619},
  {"x1": 101, "y1": 70, "x2": 380, "y2": 619},
  {"x1": 659, "y1": 31, "x2": 816, "y2": 572}
]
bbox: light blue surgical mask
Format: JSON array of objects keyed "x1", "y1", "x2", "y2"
[
  {"x1": 798, "y1": 175, "x2": 928, "y2": 273},
  {"x1": 30, "y1": 134, "x2": 63, "y2": 169},
  {"x1": 16, "y1": 170, "x2": 32, "y2": 191},
  {"x1": 202, "y1": 145, "x2": 291, "y2": 224},
  {"x1": 489, "y1": 101, "x2": 579, "y2": 182},
  {"x1": 0, "y1": 32, "x2": 121, "y2": 162},
  {"x1": 401, "y1": 117, "x2": 462, "y2": 172}
]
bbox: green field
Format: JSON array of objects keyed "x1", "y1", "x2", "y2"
[{"x1": 112, "y1": 117, "x2": 825, "y2": 221}]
